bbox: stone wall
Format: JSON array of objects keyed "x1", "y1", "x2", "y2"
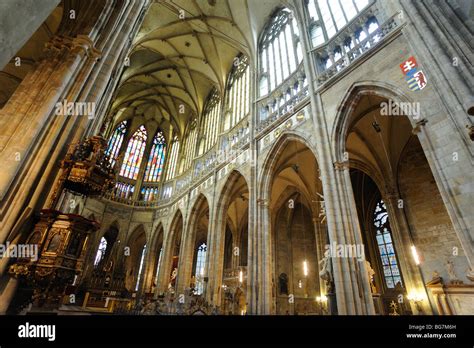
[{"x1": 398, "y1": 137, "x2": 469, "y2": 283}]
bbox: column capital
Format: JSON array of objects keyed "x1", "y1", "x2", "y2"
[
  {"x1": 333, "y1": 161, "x2": 350, "y2": 171},
  {"x1": 43, "y1": 35, "x2": 101, "y2": 60},
  {"x1": 72, "y1": 35, "x2": 102, "y2": 59},
  {"x1": 257, "y1": 198, "x2": 269, "y2": 207}
]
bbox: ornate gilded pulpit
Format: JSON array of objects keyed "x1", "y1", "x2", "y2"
[
  {"x1": 9, "y1": 136, "x2": 115, "y2": 309},
  {"x1": 10, "y1": 210, "x2": 99, "y2": 307}
]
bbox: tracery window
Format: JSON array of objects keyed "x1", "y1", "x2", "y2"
[
  {"x1": 135, "y1": 244, "x2": 147, "y2": 292},
  {"x1": 199, "y1": 89, "x2": 221, "y2": 155},
  {"x1": 165, "y1": 135, "x2": 180, "y2": 181},
  {"x1": 106, "y1": 121, "x2": 127, "y2": 167},
  {"x1": 144, "y1": 130, "x2": 166, "y2": 182},
  {"x1": 226, "y1": 55, "x2": 250, "y2": 130},
  {"x1": 194, "y1": 243, "x2": 207, "y2": 295},
  {"x1": 373, "y1": 200, "x2": 402, "y2": 289},
  {"x1": 120, "y1": 125, "x2": 147, "y2": 180},
  {"x1": 259, "y1": 8, "x2": 303, "y2": 97},
  {"x1": 114, "y1": 182, "x2": 134, "y2": 200},
  {"x1": 140, "y1": 186, "x2": 158, "y2": 202},
  {"x1": 94, "y1": 237, "x2": 107, "y2": 267},
  {"x1": 180, "y1": 120, "x2": 198, "y2": 174},
  {"x1": 306, "y1": 0, "x2": 370, "y2": 46}
]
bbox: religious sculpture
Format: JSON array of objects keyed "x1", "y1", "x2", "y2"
[
  {"x1": 365, "y1": 260, "x2": 377, "y2": 293},
  {"x1": 319, "y1": 253, "x2": 333, "y2": 284},
  {"x1": 446, "y1": 259, "x2": 462, "y2": 284}
]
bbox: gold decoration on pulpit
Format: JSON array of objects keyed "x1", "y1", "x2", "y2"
[
  {"x1": 49, "y1": 136, "x2": 115, "y2": 207},
  {"x1": 9, "y1": 210, "x2": 99, "y2": 307},
  {"x1": 9, "y1": 135, "x2": 114, "y2": 310},
  {"x1": 389, "y1": 300, "x2": 400, "y2": 315}
]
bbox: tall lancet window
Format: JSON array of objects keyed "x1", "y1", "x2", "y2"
[
  {"x1": 106, "y1": 121, "x2": 127, "y2": 167},
  {"x1": 165, "y1": 135, "x2": 180, "y2": 181},
  {"x1": 373, "y1": 200, "x2": 402, "y2": 289},
  {"x1": 199, "y1": 89, "x2": 221, "y2": 155},
  {"x1": 259, "y1": 8, "x2": 303, "y2": 97},
  {"x1": 194, "y1": 243, "x2": 207, "y2": 295},
  {"x1": 120, "y1": 125, "x2": 147, "y2": 180},
  {"x1": 226, "y1": 55, "x2": 250, "y2": 130},
  {"x1": 180, "y1": 120, "x2": 197, "y2": 174},
  {"x1": 144, "y1": 130, "x2": 167, "y2": 182}
]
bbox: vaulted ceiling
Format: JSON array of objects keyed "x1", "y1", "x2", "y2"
[{"x1": 110, "y1": 0, "x2": 283, "y2": 140}]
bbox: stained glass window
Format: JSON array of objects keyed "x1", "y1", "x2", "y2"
[
  {"x1": 114, "y1": 182, "x2": 134, "y2": 199},
  {"x1": 144, "y1": 130, "x2": 166, "y2": 182},
  {"x1": 135, "y1": 244, "x2": 147, "y2": 292},
  {"x1": 194, "y1": 243, "x2": 207, "y2": 295},
  {"x1": 106, "y1": 121, "x2": 127, "y2": 167},
  {"x1": 141, "y1": 186, "x2": 159, "y2": 202},
  {"x1": 259, "y1": 8, "x2": 302, "y2": 97},
  {"x1": 120, "y1": 125, "x2": 147, "y2": 180},
  {"x1": 94, "y1": 237, "x2": 107, "y2": 267},
  {"x1": 373, "y1": 200, "x2": 402, "y2": 288},
  {"x1": 165, "y1": 136, "x2": 180, "y2": 181}
]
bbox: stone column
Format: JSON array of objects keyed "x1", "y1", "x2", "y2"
[
  {"x1": 206, "y1": 200, "x2": 226, "y2": 308},
  {"x1": 256, "y1": 197, "x2": 273, "y2": 314},
  {"x1": 155, "y1": 226, "x2": 174, "y2": 295},
  {"x1": 339, "y1": 162, "x2": 376, "y2": 315},
  {"x1": 399, "y1": 0, "x2": 474, "y2": 270},
  {"x1": 175, "y1": 220, "x2": 194, "y2": 297}
]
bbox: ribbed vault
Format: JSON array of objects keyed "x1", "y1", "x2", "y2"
[{"x1": 111, "y1": 0, "x2": 258, "y2": 140}]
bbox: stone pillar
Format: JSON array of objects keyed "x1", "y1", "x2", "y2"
[
  {"x1": 339, "y1": 162, "x2": 376, "y2": 315},
  {"x1": 206, "y1": 201, "x2": 226, "y2": 308},
  {"x1": 314, "y1": 217, "x2": 327, "y2": 298},
  {"x1": 203, "y1": 203, "x2": 217, "y2": 305},
  {"x1": 399, "y1": 0, "x2": 474, "y2": 270},
  {"x1": 175, "y1": 221, "x2": 194, "y2": 297},
  {"x1": 256, "y1": 197, "x2": 273, "y2": 314},
  {"x1": 155, "y1": 229, "x2": 173, "y2": 295}
]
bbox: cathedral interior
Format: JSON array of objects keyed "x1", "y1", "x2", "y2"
[{"x1": 0, "y1": 0, "x2": 473, "y2": 317}]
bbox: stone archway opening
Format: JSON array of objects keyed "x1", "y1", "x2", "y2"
[
  {"x1": 215, "y1": 171, "x2": 249, "y2": 315},
  {"x1": 124, "y1": 226, "x2": 147, "y2": 293},
  {"x1": 265, "y1": 139, "x2": 326, "y2": 315},
  {"x1": 344, "y1": 92, "x2": 466, "y2": 314}
]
